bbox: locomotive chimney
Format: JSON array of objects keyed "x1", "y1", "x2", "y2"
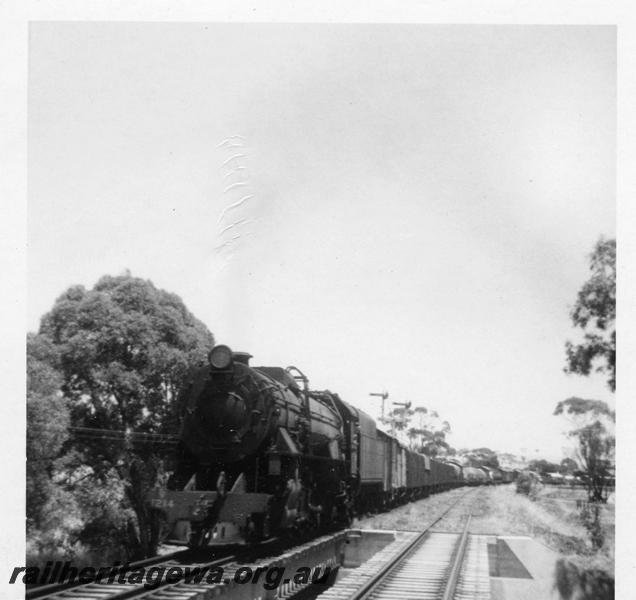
[{"x1": 233, "y1": 352, "x2": 252, "y2": 365}]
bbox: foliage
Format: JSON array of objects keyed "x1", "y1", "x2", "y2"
[
  {"x1": 40, "y1": 276, "x2": 214, "y2": 434},
  {"x1": 565, "y1": 238, "x2": 616, "y2": 391},
  {"x1": 70, "y1": 467, "x2": 137, "y2": 563},
  {"x1": 380, "y1": 403, "x2": 413, "y2": 436},
  {"x1": 559, "y1": 239, "x2": 616, "y2": 505},
  {"x1": 560, "y1": 457, "x2": 578, "y2": 475},
  {"x1": 554, "y1": 397, "x2": 615, "y2": 503},
  {"x1": 580, "y1": 504, "x2": 605, "y2": 551},
  {"x1": 26, "y1": 334, "x2": 93, "y2": 566},
  {"x1": 380, "y1": 404, "x2": 452, "y2": 457},
  {"x1": 31, "y1": 274, "x2": 215, "y2": 559},
  {"x1": 26, "y1": 333, "x2": 71, "y2": 530},
  {"x1": 515, "y1": 471, "x2": 541, "y2": 499},
  {"x1": 554, "y1": 558, "x2": 614, "y2": 600},
  {"x1": 462, "y1": 447, "x2": 500, "y2": 469},
  {"x1": 407, "y1": 407, "x2": 452, "y2": 457}
]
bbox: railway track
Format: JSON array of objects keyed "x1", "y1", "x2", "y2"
[
  {"x1": 25, "y1": 549, "x2": 186, "y2": 599},
  {"x1": 320, "y1": 489, "x2": 489, "y2": 600},
  {"x1": 25, "y1": 549, "x2": 236, "y2": 600},
  {"x1": 26, "y1": 490, "x2": 482, "y2": 600},
  {"x1": 23, "y1": 531, "x2": 341, "y2": 600},
  {"x1": 347, "y1": 517, "x2": 472, "y2": 600}
]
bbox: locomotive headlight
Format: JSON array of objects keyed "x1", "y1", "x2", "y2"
[{"x1": 208, "y1": 345, "x2": 233, "y2": 370}]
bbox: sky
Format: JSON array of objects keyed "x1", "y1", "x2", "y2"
[{"x1": 28, "y1": 23, "x2": 616, "y2": 461}]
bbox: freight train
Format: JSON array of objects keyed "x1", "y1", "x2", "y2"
[{"x1": 148, "y1": 345, "x2": 513, "y2": 547}]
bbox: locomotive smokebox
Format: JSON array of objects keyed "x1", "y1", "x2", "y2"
[
  {"x1": 196, "y1": 388, "x2": 248, "y2": 443},
  {"x1": 181, "y1": 344, "x2": 343, "y2": 467},
  {"x1": 180, "y1": 346, "x2": 277, "y2": 464}
]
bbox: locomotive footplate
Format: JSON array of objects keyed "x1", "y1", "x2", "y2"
[
  {"x1": 150, "y1": 489, "x2": 272, "y2": 543},
  {"x1": 150, "y1": 489, "x2": 271, "y2": 520}
]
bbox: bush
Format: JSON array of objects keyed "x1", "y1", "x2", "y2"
[
  {"x1": 580, "y1": 504, "x2": 605, "y2": 550},
  {"x1": 516, "y1": 471, "x2": 541, "y2": 499},
  {"x1": 554, "y1": 558, "x2": 614, "y2": 600}
]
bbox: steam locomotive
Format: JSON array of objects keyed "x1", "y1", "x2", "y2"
[{"x1": 149, "y1": 345, "x2": 464, "y2": 547}]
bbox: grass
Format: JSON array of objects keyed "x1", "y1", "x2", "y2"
[
  {"x1": 356, "y1": 484, "x2": 614, "y2": 577},
  {"x1": 355, "y1": 487, "x2": 469, "y2": 531}
]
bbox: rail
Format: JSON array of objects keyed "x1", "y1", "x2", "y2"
[
  {"x1": 440, "y1": 515, "x2": 472, "y2": 600},
  {"x1": 28, "y1": 490, "x2": 478, "y2": 600},
  {"x1": 25, "y1": 551, "x2": 235, "y2": 600},
  {"x1": 345, "y1": 489, "x2": 473, "y2": 600}
]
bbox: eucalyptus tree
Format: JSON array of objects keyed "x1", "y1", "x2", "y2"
[
  {"x1": 33, "y1": 274, "x2": 214, "y2": 557},
  {"x1": 558, "y1": 238, "x2": 616, "y2": 503},
  {"x1": 565, "y1": 238, "x2": 615, "y2": 391}
]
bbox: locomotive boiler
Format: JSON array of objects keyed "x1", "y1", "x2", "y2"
[
  {"x1": 149, "y1": 344, "x2": 468, "y2": 548},
  {"x1": 150, "y1": 345, "x2": 355, "y2": 547}
]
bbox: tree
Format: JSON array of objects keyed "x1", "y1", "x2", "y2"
[
  {"x1": 26, "y1": 333, "x2": 98, "y2": 566},
  {"x1": 380, "y1": 403, "x2": 452, "y2": 456},
  {"x1": 407, "y1": 407, "x2": 452, "y2": 457},
  {"x1": 559, "y1": 239, "x2": 616, "y2": 503},
  {"x1": 26, "y1": 333, "x2": 70, "y2": 530},
  {"x1": 380, "y1": 403, "x2": 414, "y2": 440},
  {"x1": 559, "y1": 457, "x2": 578, "y2": 475},
  {"x1": 565, "y1": 238, "x2": 616, "y2": 391},
  {"x1": 34, "y1": 274, "x2": 215, "y2": 558},
  {"x1": 554, "y1": 397, "x2": 615, "y2": 502},
  {"x1": 462, "y1": 447, "x2": 500, "y2": 469},
  {"x1": 516, "y1": 471, "x2": 541, "y2": 498}
]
